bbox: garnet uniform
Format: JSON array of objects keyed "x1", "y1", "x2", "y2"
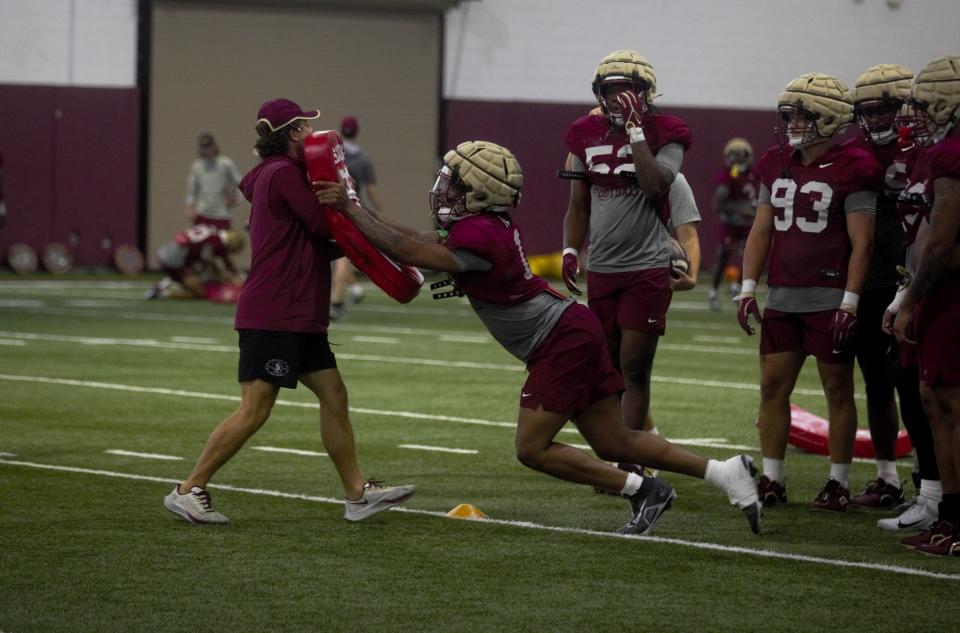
[
  {"x1": 756, "y1": 142, "x2": 882, "y2": 361},
  {"x1": 445, "y1": 213, "x2": 622, "y2": 415},
  {"x1": 565, "y1": 112, "x2": 692, "y2": 337},
  {"x1": 899, "y1": 136, "x2": 960, "y2": 386}
]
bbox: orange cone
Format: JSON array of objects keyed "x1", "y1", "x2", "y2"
[{"x1": 446, "y1": 503, "x2": 488, "y2": 520}]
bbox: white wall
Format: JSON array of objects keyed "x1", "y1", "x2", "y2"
[
  {"x1": 0, "y1": 0, "x2": 136, "y2": 87},
  {"x1": 444, "y1": 0, "x2": 960, "y2": 109}
]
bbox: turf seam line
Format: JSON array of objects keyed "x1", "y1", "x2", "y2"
[{"x1": 2, "y1": 458, "x2": 957, "y2": 582}]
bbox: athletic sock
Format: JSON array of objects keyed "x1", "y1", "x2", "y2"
[
  {"x1": 829, "y1": 463, "x2": 851, "y2": 488},
  {"x1": 876, "y1": 460, "x2": 900, "y2": 487},
  {"x1": 762, "y1": 458, "x2": 784, "y2": 483},
  {"x1": 620, "y1": 471, "x2": 644, "y2": 497},
  {"x1": 920, "y1": 479, "x2": 943, "y2": 504}
]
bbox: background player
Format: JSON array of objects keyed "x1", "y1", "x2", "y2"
[
  {"x1": 708, "y1": 138, "x2": 759, "y2": 311},
  {"x1": 561, "y1": 51, "x2": 692, "y2": 460}
]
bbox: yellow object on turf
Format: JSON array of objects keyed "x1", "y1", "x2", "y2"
[{"x1": 446, "y1": 504, "x2": 488, "y2": 520}]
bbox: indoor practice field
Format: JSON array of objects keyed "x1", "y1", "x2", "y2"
[{"x1": 0, "y1": 275, "x2": 957, "y2": 632}]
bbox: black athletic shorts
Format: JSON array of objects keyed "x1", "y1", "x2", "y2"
[{"x1": 237, "y1": 329, "x2": 337, "y2": 389}]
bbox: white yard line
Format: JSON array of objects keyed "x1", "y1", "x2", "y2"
[
  {"x1": 170, "y1": 336, "x2": 220, "y2": 344},
  {"x1": 398, "y1": 444, "x2": 478, "y2": 455},
  {"x1": 0, "y1": 452, "x2": 17, "y2": 457},
  {"x1": 0, "y1": 339, "x2": 26, "y2": 346},
  {"x1": 438, "y1": 334, "x2": 492, "y2": 344},
  {"x1": 251, "y1": 446, "x2": 328, "y2": 457},
  {"x1": 1, "y1": 457, "x2": 956, "y2": 582},
  {"x1": 693, "y1": 335, "x2": 746, "y2": 345},
  {"x1": 105, "y1": 449, "x2": 183, "y2": 461},
  {"x1": 350, "y1": 336, "x2": 400, "y2": 345}
]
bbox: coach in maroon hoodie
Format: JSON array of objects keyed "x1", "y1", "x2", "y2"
[{"x1": 162, "y1": 99, "x2": 415, "y2": 525}]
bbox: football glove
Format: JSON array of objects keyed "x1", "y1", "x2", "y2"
[
  {"x1": 736, "y1": 293, "x2": 761, "y2": 336},
  {"x1": 830, "y1": 306, "x2": 858, "y2": 351},
  {"x1": 562, "y1": 250, "x2": 581, "y2": 296}
]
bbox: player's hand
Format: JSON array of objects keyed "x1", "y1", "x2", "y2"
[
  {"x1": 736, "y1": 293, "x2": 761, "y2": 336},
  {"x1": 830, "y1": 307, "x2": 858, "y2": 351},
  {"x1": 881, "y1": 309, "x2": 895, "y2": 336},
  {"x1": 313, "y1": 181, "x2": 350, "y2": 211},
  {"x1": 892, "y1": 304, "x2": 916, "y2": 344},
  {"x1": 562, "y1": 251, "x2": 581, "y2": 296},
  {"x1": 669, "y1": 269, "x2": 696, "y2": 292},
  {"x1": 614, "y1": 90, "x2": 646, "y2": 131}
]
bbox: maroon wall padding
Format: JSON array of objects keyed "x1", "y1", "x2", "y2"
[
  {"x1": 444, "y1": 99, "x2": 776, "y2": 267},
  {"x1": 0, "y1": 84, "x2": 139, "y2": 267},
  {"x1": 0, "y1": 86, "x2": 57, "y2": 257}
]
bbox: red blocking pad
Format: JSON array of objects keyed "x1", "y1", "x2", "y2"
[
  {"x1": 788, "y1": 404, "x2": 912, "y2": 459},
  {"x1": 304, "y1": 130, "x2": 423, "y2": 304}
]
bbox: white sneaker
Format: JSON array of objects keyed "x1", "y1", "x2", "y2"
[
  {"x1": 344, "y1": 480, "x2": 416, "y2": 522},
  {"x1": 348, "y1": 283, "x2": 366, "y2": 305},
  {"x1": 707, "y1": 288, "x2": 721, "y2": 312},
  {"x1": 713, "y1": 455, "x2": 762, "y2": 534},
  {"x1": 164, "y1": 485, "x2": 229, "y2": 525},
  {"x1": 877, "y1": 496, "x2": 938, "y2": 531}
]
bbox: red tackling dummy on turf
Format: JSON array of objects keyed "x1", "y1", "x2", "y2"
[
  {"x1": 787, "y1": 404, "x2": 912, "y2": 459},
  {"x1": 303, "y1": 130, "x2": 423, "y2": 304}
]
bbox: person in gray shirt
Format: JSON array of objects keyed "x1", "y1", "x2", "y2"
[{"x1": 185, "y1": 133, "x2": 242, "y2": 230}]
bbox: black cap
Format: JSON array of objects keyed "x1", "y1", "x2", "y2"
[{"x1": 198, "y1": 133, "x2": 216, "y2": 148}]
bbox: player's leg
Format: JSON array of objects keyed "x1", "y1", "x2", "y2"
[
  {"x1": 852, "y1": 286, "x2": 903, "y2": 506},
  {"x1": 619, "y1": 328, "x2": 660, "y2": 431},
  {"x1": 813, "y1": 358, "x2": 857, "y2": 510},
  {"x1": 756, "y1": 348, "x2": 806, "y2": 504},
  {"x1": 329, "y1": 257, "x2": 351, "y2": 320},
  {"x1": 574, "y1": 395, "x2": 761, "y2": 532},
  {"x1": 164, "y1": 377, "x2": 279, "y2": 524}
]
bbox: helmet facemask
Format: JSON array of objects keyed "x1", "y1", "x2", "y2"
[
  {"x1": 855, "y1": 98, "x2": 903, "y2": 145},
  {"x1": 897, "y1": 95, "x2": 959, "y2": 147},
  {"x1": 429, "y1": 165, "x2": 471, "y2": 229},
  {"x1": 596, "y1": 78, "x2": 648, "y2": 127},
  {"x1": 776, "y1": 105, "x2": 826, "y2": 150}
]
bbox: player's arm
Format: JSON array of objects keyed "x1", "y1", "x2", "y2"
[
  {"x1": 843, "y1": 192, "x2": 878, "y2": 301},
  {"x1": 562, "y1": 153, "x2": 591, "y2": 295},
  {"x1": 672, "y1": 222, "x2": 700, "y2": 291},
  {"x1": 712, "y1": 183, "x2": 731, "y2": 213},
  {"x1": 741, "y1": 202, "x2": 774, "y2": 286},
  {"x1": 903, "y1": 177, "x2": 960, "y2": 308},
  {"x1": 185, "y1": 166, "x2": 199, "y2": 219},
  {"x1": 315, "y1": 181, "x2": 459, "y2": 273},
  {"x1": 359, "y1": 199, "x2": 436, "y2": 243},
  {"x1": 615, "y1": 92, "x2": 678, "y2": 198}
]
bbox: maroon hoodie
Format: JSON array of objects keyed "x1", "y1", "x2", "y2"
[{"x1": 235, "y1": 155, "x2": 333, "y2": 333}]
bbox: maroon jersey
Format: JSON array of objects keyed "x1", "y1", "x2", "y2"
[
  {"x1": 758, "y1": 142, "x2": 882, "y2": 288},
  {"x1": 174, "y1": 224, "x2": 228, "y2": 265},
  {"x1": 848, "y1": 136, "x2": 919, "y2": 287},
  {"x1": 235, "y1": 155, "x2": 334, "y2": 333},
  {"x1": 446, "y1": 213, "x2": 556, "y2": 305},
  {"x1": 713, "y1": 165, "x2": 760, "y2": 227},
  {"x1": 898, "y1": 136, "x2": 960, "y2": 247},
  {"x1": 565, "y1": 113, "x2": 692, "y2": 226}
]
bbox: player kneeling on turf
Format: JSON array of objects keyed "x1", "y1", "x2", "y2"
[{"x1": 314, "y1": 140, "x2": 762, "y2": 535}]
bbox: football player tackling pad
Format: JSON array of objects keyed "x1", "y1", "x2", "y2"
[{"x1": 314, "y1": 140, "x2": 762, "y2": 535}]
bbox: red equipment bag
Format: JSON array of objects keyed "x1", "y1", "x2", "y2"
[
  {"x1": 787, "y1": 404, "x2": 912, "y2": 459},
  {"x1": 303, "y1": 130, "x2": 423, "y2": 304}
]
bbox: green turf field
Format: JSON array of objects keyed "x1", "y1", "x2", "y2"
[{"x1": 0, "y1": 275, "x2": 956, "y2": 632}]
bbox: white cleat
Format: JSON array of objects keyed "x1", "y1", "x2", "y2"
[
  {"x1": 164, "y1": 485, "x2": 229, "y2": 525},
  {"x1": 344, "y1": 480, "x2": 416, "y2": 522},
  {"x1": 877, "y1": 495, "x2": 938, "y2": 531},
  {"x1": 715, "y1": 455, "x2": 762, "y2": 534}
]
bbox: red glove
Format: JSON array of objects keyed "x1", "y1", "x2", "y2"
[
  {"x1": 614, "y1": 90, "x2": 646, "y2": 131},
  {"x1": 737, "y1": 295, "x2": 761, "y2": 336},
  {"x1": 562, "y1": 251, "x2": 581, "y2": 296},
  {"x1": 830, "y1": 308, "x2": 858, "y2": 351}
]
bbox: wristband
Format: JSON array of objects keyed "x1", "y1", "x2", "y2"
[
  {"x1": 562, "y1": 247, "x2": 580, "y2": 259},
  {"x1": 841, "y1": 291, "x2": 860, "y2": 311},
  {"x1": 740, "y1": 279, "x2": 757, "y2": 295},
  {"x1": 627, "y1": 126, "x2": 646, "y2": 144},
  {"x1": 887, "y1": 286, "x2": 907, "y2": 315}
]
